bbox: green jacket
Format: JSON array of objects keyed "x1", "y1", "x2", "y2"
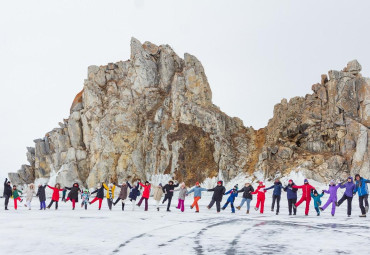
[{"x1": 12, "y1": 189, "x2": 22, "y2": 199}]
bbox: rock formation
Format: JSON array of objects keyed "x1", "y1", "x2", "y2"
[{"x1": 8, "y1": 39, "x2": 369, "y2": 187}]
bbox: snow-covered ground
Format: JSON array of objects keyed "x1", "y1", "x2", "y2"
[{"x1": 1, "y1": 189, "x2": 369, "y2": 255}]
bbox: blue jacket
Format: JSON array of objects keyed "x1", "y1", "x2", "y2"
[
  {"x1": 265, "y1": 182, "x2": 283, "y2": 196},
  {"x1": 187, "y1": 186, "x2": 207, "y2": 198},
  {"x1": 311, "y1": 192, "x2": 324, "y2": 207},
  {"x1": 225, "y1": 189, "x2": 238, "y2": 202},
  {"x1": 354, "y1": 177, "x2": 370, "y2": 197},
  {"x1": 339, "y1": 177, "x2": 356, "y2": 197},
  {"x1": 283, "y1": 183, "x2": 298, "y2": 199}
]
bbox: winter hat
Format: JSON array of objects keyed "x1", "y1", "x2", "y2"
[
  {"x1": 159, "y1": 183, "x2": 162, "y2": 187},
  {"x1": 329, "y1": 180, "x2": 335, "y2": 185},
  {"x1": 195, "y1": 182, "x2": 200, "y2": 186},
  {"x1": 288, "y1": 179, "x2": 293, "y2": 183},
  {"x1": 259, "y1": 181, "x2": 264, "y2": 185},
  {"x1": 313, "y1": 189, "x2": 318, "y2": 195},
  {"x1": 233, "y1": 184, "x2": 238, "y2": 190},
  {"x1": 217, "y1": 181, "x2": 222, "y2": 185},
  {"x1": 145, "y1": 181, "x2": 150, "y2": 184},
  {"x1": 304, "y1": 179, "x2": 308, "y2": 183}
]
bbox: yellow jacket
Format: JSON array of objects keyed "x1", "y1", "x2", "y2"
[{"x1": 103, "y1": 183, "x2": 116, "y2": 199}]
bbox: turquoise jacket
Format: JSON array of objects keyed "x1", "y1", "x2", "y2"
[{"x1": 311, "y1": 192, "x2": 324, "y2": 207}]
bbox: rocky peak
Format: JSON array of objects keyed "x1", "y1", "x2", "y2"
[{"x1": 8, "y1": 41, "x2": 369, "y2": 188}]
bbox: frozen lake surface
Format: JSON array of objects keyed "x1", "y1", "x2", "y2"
[{"x1": 1, "y1": 195, "x2": 369, "y2": 255}]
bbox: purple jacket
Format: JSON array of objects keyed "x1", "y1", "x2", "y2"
[
  {"x1": 323, "y1": 184, "x2": 340, "y2": 200},
  {"x1": 339, "y1": 177, "x2": 356, "y2": 197}
]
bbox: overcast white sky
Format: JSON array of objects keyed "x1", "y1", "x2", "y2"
[{"x1": 1, "y1": 0, "x2": 370, "y2": 179}]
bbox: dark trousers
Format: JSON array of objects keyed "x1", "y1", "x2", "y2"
[
  {"x1": 114, "y1": 198, "x2": 121, "y2": 205},
  {"x1": 359, "y1": 194, "x2": 369, "y2": 215},
  {"x1": 137, "y1": 197, "x2": 148, "y2": 211},
  {"x1": 314, "y1": 206, "x2": 320, "y2": 214},
  {"x1": 288, "y1": 198, "x2": 297, "y2": 215},
  {"x1": 48, "y1": 200, "x2": 58, "y2": 209},
  {"x1": 337, "y1": 194, "x2": 353, "y2": 216},
  {"x1": 163, "y1": 195, "x2": 173, "y2": 210},
  {"x1": 107, "y1": 199, "x2": 113, "y2": 210},
  {"x1": 4, "y1": 194, "x2": 10, "y2": 209},
  {"x1": 272, "y1": 195, "x2": 281, "y2": 212},
  {"x1": 208, "y1": 199, "x2": 221, "y2": 212}
]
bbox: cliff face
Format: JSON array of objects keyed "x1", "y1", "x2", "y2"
[
  {"x1": 9, "y1": 39, "x2": 370, "y2": 187},
  {"x1": 9, "y1": 38, "x2": 259, "y2": 187},
  {"x1": 256, "y1": 60, "x2": 370, "y2": 182}
]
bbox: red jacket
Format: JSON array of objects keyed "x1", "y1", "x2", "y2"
[
  {"x1": 139, "y1": 183, "x2": 151, "y2": 199},
  {"x1": 251, "y1": 185, "x2": 266, "y2": 199},
  {"x1": 48, "y1": 185, "x2": 64, "y2": 201},
  {"x1": 292, "y1": 184, "x2": 315, "y2": 198}
]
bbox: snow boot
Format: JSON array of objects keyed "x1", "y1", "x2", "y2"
[
  {"x1": 246, "y1": 210, "x2": 249, "y2": 214},
  {"x1": 359, "y1": 214, "x2": 366, "y2": 217},
  {"x1": 190, "y1": 206, "x2": 193, "y2": 209},
  {"x1": 236, "y1": 206, "x2": 241, "y2": 210},
  {"x1": 366, "y1": 206, "x2": 369, "y2": 213},
  {"x1": 157, "y1": 207, "x2": 159, "y2": 211},
  {"x1": 319, "y1": 207, "x2": 324, "y2": 211},
  {"x1": 276, "y1": 211, "x2": 279, "y2": 215},
  {"x1": 254, "y1": 207, "x2": 258, "y2": 211},
  {"x1": 195, "y1": 211, "x2": 199, "y2": 213},
  {"x1": 122, "y1": 203, "x2": 125, "y2": 211}
]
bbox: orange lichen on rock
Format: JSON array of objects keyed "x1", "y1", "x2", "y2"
[{"x1": 70, "y1": 89, "x2": 84, "y2": 113}]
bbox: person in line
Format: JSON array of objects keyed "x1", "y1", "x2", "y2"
[
  {"x1": 113, "y1": 181, "x2": 129, "y2": 211},
  {"x1": 127, "y1": 181, "x2": 140, "y2": 211},
  {"x1": 12, "y1": 185, "x2": 23, "y2": 210},
  {"x1": 152, "y1": 183, "x2": 164, "y2": 211},
  {"x1": 61, "y1": 188, "x2": 67, "y2": 202},
  {"x1": 207, "y1": 181, "x2": 226, "y2": 213},
  {"x1": 354, "y1": 174, "x2": 370, "y2": 217},
  {"x1": 3, "y1": 178, "x2": 12, "y2": 210},
  {"x1": 65, "y1": 183, "x2": 81, "y2": 210},
  {"x1": 137, "y1": 181, "x2": 151, "y2": 211},
  {"x1": 103, "y1": 183, "x2": 116, "y2": 210},
  {"x1": 251, "y1": 182, "x2": 266, "y2": 214},
  {"x1": 293, "y1": 179, "x2": 315, "y2": 216},
  {"x1": 283, "y1": 179, "x2": 298, "y2": 215},
  {"x1": 47, "y1": 183, "x2": 64, "y2": 210},
  {"x1": 175, "y1": 182, "x2": 187, "y2": 212},
  {"x1": 222, "y1": 185, "x2": 238, "y2": 213},
  {"x1": 36, "y1": 184, "x2": 47, "y2": 210},
  {"x1": 319, "y1": 180, "x2": 341, "y2": 216},
  {"x1": 186, "y1": 182, "x2": 207, "y2": 213},
  {"x1": 162, "y1": 180, "x2": 179, "y2": 212},
  {"x1": 24, "y1": 183, "x2": 36, "y2": 210},
  {"x1": 236, "y1": 183, "x2": 254, "y2": 214},
  {"x1": 265, "y1": 179, "x2": 283, "y2": 215},
  {"x1": 81, "y1": 189, "x2": 90, "y2": 210},
  {"x1": 311, "y1": 189, "x2": 324, "y2": 216},
  {"x1": 90, "y1": 183, "x2": 105, "y2": 210},
  {"x1": 336, "y1": 177, "x2": 356, "y2": 217}
]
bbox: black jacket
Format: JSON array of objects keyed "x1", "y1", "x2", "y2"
[
  {"x1": 3, "y1": 178, "x2": 12, "y2": 197},
  {"x1": 238, "y1": 185, "x2": 254, "y2": 200},
  {"x1": 91, "y1": 186, "x2": 105, "y2": 199},
  {"x1": 163, "y1": 183, "x2": 179, "y2": 198},
  {"x1": 66, "y1": 183, "x2": 81, "y2": 202},
  {"x1": 208, "y1": 185, "x2": 226, "y2": 202},
  {"x1": 128, "y1": 182, "x2": 140, "y2": 200},
  {"x1": 36, "y1": 185, "x2": 47, "y2": 202}
]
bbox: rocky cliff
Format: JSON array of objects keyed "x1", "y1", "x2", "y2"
[{"x1": 8, "y1": 39, "x2": 369, "y2": 187}]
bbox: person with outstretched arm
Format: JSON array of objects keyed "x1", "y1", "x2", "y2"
[
  {"x1": 264, "y1": 178, "x2": 283, "y2": 215},
  {"x1": 336, "y1": 176, "x2": 356, "y2": 217},
  {"x1": 207, "y1": 180, "x2": 226, "y2": 213},
  {"x1": 354, "y1": 174, "x2": 370, "y2": 217},
  {"x1": 90, "y1": 183, "x2": 105, "y2": 210},
  {"x1": 292, "y1": 179, "x2": 315, "y2": 216},
  {"x1": 283, "y1": 179, "x2": 298, "y2": 215},
  {"x1": 236, "y1": 182, "x2": 254, "y2": 214},
  {"x1": 186, "y1": 182, "x2": 207, "y2": 213},
  {"x1": 3, "y1": 178, "x2": 12, "y2": 210},
  {"x1": 162, "y1": 180, "x2": 179, "y2": 212}
]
